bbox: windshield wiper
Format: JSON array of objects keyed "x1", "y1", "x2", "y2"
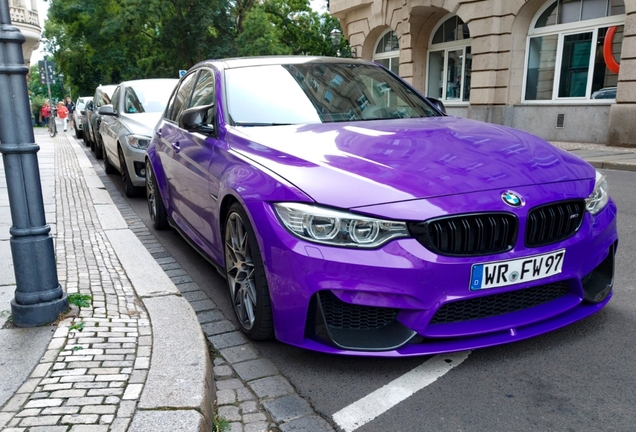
[{"x1": 234, "y1": 122, "x2": 295, "y2": 127}]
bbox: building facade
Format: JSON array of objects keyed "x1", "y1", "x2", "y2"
[
  {"x1": 9, "y1": 0, "x2": 41, "y2": 67},
  {"x1": 330, "y1": 0, "x2": 636, "y2": 146}
]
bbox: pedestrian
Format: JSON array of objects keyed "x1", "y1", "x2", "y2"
[
  {"x1": 57, "y1": 101, "x2": 69, "y2": 132},
  {"x1": 41, "y1": 100, "x2": 51, "y2": 125},
  {"x1": 65, "y1": 96, "x2": 75, "y2": 129}
]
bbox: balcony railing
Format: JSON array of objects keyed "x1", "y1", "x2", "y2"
[{"x1": 9, "y1": 4, "x2": 40, "y2": 28}]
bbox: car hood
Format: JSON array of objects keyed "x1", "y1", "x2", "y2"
[
  {"x1": 119, "y1": 112, "x2": 162, "y2": 136},
  {"x1": 227, "y1": 116, "x2": 594, "y2": 209}
]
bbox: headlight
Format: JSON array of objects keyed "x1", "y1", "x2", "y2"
[
  {"x1": 126, "y1": 134, "x2": 151, "y2": 149},
  {"x1": 585, "y1": 171, "x2": 609, "y2": 215},
  {"x1": 274, "y1": 202, "x2": 409, "y2": 248}
]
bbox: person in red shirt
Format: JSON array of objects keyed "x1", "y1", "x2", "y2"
[
  {"x1": 41, "y1": 100, "x2": 51, "y2": 125},
  {"x1": 57, "y1": 101, "x2": 69, "y2": 132}
]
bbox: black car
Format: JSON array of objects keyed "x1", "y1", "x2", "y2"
[{"x1": 85, "y1": 84, "x2": 116, "y2": 159}]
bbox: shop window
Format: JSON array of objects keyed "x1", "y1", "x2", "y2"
[
  {"x1": 427, "y1": 15, "x2": 472, "y2": 103},
  {"x1": 373, "y1": 30, "x2": 400, "y2": 75},
  {"x1": 524, "y1": 0, "x2": 624, "y2": 101}
]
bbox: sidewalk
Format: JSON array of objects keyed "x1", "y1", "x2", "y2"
[{"x1": 0, "y1": 129, "x2": 634, "y2": 432}]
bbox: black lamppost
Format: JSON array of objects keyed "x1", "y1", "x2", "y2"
[{"x1": 0, "y1": 0, "x2": 68, "y2": 326}]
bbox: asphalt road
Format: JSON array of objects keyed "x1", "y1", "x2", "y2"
[{"x1": 90, "y1": 139, "x2": 636, "y2": 432}]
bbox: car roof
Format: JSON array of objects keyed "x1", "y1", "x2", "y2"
[
  {"x1": 195, "y1": 56, "x2": 373, "y2": 71},
  {"x1": 118, "y1": 78, "x2": 179, "y2": 87}
]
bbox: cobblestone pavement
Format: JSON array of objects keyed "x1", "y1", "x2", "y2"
[{"x1": 0, "y1": 136, "x2": 151, "y2": 431}]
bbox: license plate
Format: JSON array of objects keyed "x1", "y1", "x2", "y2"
[{"x1": 470, "y1": 250, "x2": 565, "y2": 291}]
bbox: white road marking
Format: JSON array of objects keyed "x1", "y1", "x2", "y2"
[{"x1": 332, "y1": 350, "x2": 471, "y2": 432}]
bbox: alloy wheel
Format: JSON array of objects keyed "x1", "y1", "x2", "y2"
[{"x1": 225, "y1": 212, "x2": 258, "y2": 331}]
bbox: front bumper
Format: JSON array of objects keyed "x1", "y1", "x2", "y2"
[
  {"x1": 122, "y1": 145, "x2": 147, "y2": 187},
  {"x1": 245, "y1": 186, "x2": 618, "y2": 357}
]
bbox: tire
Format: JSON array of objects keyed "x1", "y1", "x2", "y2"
[
  {"x1": 103, "y1": 149, "x2": 116, "y2": 174},
  {"x1": 118, "y1": 147, "x2": 140, "y2": 197},
  {"x1": 89, "y1": 131, "x2": 96, "y2": 152},
  {"x1": 145, "y1": 160, "x2": 168, "y2": 230},
  {"x1": 48, "y1": 120, "x2": 57, "y2": 137},
  {"x1": 75, "y1": 125, "x2": 83, "y2": 139},
  {"x1": 224, "y1": 203, "x2": 274, "y2": 340},
  {"x1": 95, "y1": 134, "x2": 104, "y2": 159}
]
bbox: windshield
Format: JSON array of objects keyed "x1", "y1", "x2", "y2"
[
  {"x1": 126, "y1": 81, "x2": 176, "y2": 114},
  {"x1": 225, "y1": 62, "x2": 439, "y2": 126}
]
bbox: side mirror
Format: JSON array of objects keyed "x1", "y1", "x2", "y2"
[
  {"x1": 80, "y1": 110, "x2": 85, "y2": 115},
  {"x1": 98, "y1": 104, "x2": 115, "y2": 116},
  {"x1": 86, "y1": 101, "x2": 94, "y2": 110},
  {"x1": 427, "y1": 97, "x2": 446, "y2": 114},
  {"x1": 179, "y1": 104, "x2": 215, "y2": 135}
]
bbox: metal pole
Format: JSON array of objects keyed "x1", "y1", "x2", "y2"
[{"x1": 0, "y1": 1, "x2": 68, "y2": 326}]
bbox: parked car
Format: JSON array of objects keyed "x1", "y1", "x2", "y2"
[
  {"x1": 72, "y1": 96, "x2": 92, "y2": 139},
  {"x1": 85, "y1": 84, "x2": 117, "y2": 158},
  {"x1": 99, "y1": 78, "x2": 178, "y2": 197},
  {"x1": 81, "y1": 101, "x2": 92, "y2": 146},
  {"x1": 591, "y1": 87, "x2": 617, "y2": 99},
  {"x1": 146, "y1": 56, "x2": 618, "y2": 357}
]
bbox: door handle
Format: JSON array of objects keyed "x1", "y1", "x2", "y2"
[{"x1": 171, "y1": 141, "x2": 180, "y2": 152}]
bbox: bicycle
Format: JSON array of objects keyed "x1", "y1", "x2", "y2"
[{"x1": 48, "y1": 107, "x2": 57, "y2": 137}]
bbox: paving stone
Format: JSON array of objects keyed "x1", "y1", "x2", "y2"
[
  {"x1": 233, "y1": 358, "x2": 278, "y2": 381},
  {"x1": 244, "y1": 421, "x2": 270, "y2": 432},
  {"x1": 263, "y1": 395, "x2": 313, "y2": 423},
  {"x1": 214, "y1": 365, "x2": 234, "y2": 377},
  {"x1": 28, "y1": 427, "x2": 67, "y2": 432},
  {"x1": 68, "y1": 425, "x2": 110, "y2": 432},
  {"x1": 240, "y1": 401, "x2": 259, "y2": 414},
  {"x1": 249, "y1": 376, "x2": 294, "y2": 399},
  {"x1": 278, "y1": 415, "x2": 335, "y2": 432},
  {"x1": 218, "y1": 405, "x2": 241, "y2": 422},
  {"x1": 18, "y1": 415, "x2": 61, "y2": 426},
  {"x1": 236, "y1": 387, "x2": 256, "y2": 402},
  {"x1": 196, "y1": 309, "x2": 225, "y2": 324},
  {"x1": 80, "y1": 405, "x2": 117, "y2": 414},
  {"x1": 243, "y1": 412, "x2": 267, "y2": 423},
  {"x1": 189, "y1": 299, "x2": 216, "y2": 312},
  {"x1": 216, "y1": 378, "x2": 245, "y2": 391},
  {"x1": 220, "y1": 344, "x2": 260, "y2": 364},
  {"x1": 208, "y1": 331, "x2": 248, "y2": 349},
  {"x1": 41, "y1": 406, "x2": 81, "y2": 415},
  {"x1": 202, "y1": 320, "x2": 238, "y2": 337},
  {"x1": 23, "y1": 398, "x2": 63, "y2": 409},
  {"x1": 227, "y1": 422, "x2": 243, "y2": 432},
  {"x1": 216, "y1": 389, "x2": 236, "y2": 405},
  {"x1": 61, "y1": 413, "x2": 100, "y2": 424},
  {"x1": 128, "y1": 410, "x2": 206, "y2": 432}
]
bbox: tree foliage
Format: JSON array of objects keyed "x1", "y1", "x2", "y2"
[{"x1": 39, "y1": 0, "x2": 349, "y2": 99}]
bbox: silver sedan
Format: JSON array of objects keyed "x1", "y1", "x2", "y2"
[{"x1": 99, "y1": 78, "x2": 178, "y2": 196}]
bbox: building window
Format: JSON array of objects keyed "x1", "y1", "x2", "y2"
[
  {"x1": 373, "y1": 30, "x2": 400, "y2": 75},
  {"x1": 524, "y1": 0, "x2": 625, "y2": 102},
  {"x1": 427, "y1": 15, "x2": 472, "y2": 103}
]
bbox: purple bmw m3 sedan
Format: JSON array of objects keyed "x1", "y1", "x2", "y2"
[{"x1": 145, "y1": 56, "x2": 617, "y2": 357}]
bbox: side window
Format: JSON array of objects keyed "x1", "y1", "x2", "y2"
[
  {"x1": 190, "y1": 69, "x2": 216, "y2": 108},
  {"x1": 110, "y1": 87, "x2": 121, "y2": 111},
  {"x1": 167, "y1": 72, "x2": 197, "y2": 122},
  {"x1": 124, "y1": 87, "x2": 144, "y2": 113}
]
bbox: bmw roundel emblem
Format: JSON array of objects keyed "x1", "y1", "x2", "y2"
[{"x1": 502, "y1": 191, "x2": 524, "y2": 207}]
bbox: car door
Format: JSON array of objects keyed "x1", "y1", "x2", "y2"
[
  {"x1": 100, "y1": 86, "x2": 121, "y2": 165},
  {"x1": 156, "y1": 72, "x2": 203, "y2": 236},
  {"x1": 164, "y1": 69, "x2": 220, "y2": 254}
]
